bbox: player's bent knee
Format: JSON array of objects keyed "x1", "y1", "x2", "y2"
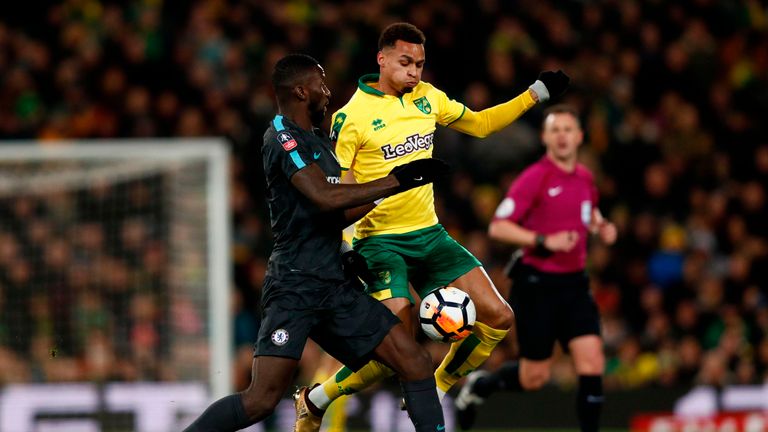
[
  {"x1": 480, "y1": 302, "x2": 514, "y2": 329},
  {"x1": 375, "y1": 330, "x2": 432, "y2": 380},
  {"x1": 240, "y1": 388, "x2": 280, "y2": 420},
  {"x1": 520, "y1": 370, "x2": 549, "y2": 391},
  {"x1": 573, "y1": 344, "x2": 606, "y2": 375},
  {"x1": 406, "y1": 346, "x2": 434, "y2": 378},
  {"x1": 396, "y1": 344, "x2": 433, "y2": 381}
]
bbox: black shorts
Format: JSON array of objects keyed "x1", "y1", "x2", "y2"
[
  {"x1": 509, "y1": 263, "x2": 600, "y2": 360},
  {"x1": 255, "y1": 277, "x2": 400, "y2": 371}
]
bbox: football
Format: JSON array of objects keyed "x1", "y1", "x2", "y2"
[{"x1": 419, "y1": 287, "x2": 476, "y2": 343}]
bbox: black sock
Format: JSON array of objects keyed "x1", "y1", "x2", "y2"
[
  {"x1": 183, "y1": 393, "x2": 252, "y2": 432},
  {"x1": 401, "y1": 377, "x2": 445, "y2": 432},
  {"x1": 474, "y1": 361, "x2": 523, "y2": 398},
  {"x1": 577, "y1": 375, "x2": 603, "y2": 432}
]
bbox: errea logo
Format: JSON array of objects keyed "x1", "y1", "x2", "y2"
[
  {"x1": 372, "y1": 118, "x2": 386, "y2": 131},
  {"x1": 381, "y1": 133, "x2": 434, "y2": 160}
]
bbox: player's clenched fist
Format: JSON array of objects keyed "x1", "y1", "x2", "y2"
[
  {"x1": 544, "y1": 230, "x2": 579, "y2": 253},
  {"x1": 341, "y1": 248, "x2": 376, "y2": 287},
  {"x1": 529, "y1": 70, "x2": 570, "y2": 102},
  {"x1": 388, "y1": 158, "x2": 451, "y2": 191}
]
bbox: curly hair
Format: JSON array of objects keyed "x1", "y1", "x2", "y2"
[{"x1": 378, "y1": 22, "x2": 425, "y2": 50}]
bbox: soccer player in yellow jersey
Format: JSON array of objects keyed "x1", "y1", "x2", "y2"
[{"x1": 295, "y1": 23, "x2": 570, "y2": 430}]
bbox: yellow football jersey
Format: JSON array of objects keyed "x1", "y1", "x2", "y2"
[{"x1": 332, "y1": 74, "x2": 466, "y2": 238}]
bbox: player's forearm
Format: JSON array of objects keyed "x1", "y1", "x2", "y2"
[
  {"x1": 291, "y1": 163, "x2": 400, "y2": 212},
  {"x1": 450, "y1": 90, "x2": 537, "y2": 138},
  {"x1": 488, "y1": 220, "x2": 537, "y2": 247},
  {"x1": 318, "y1": 177, "x2": 400, "y2": 211},
  {"x1": 342, "y1": 203, "x2": 377, "y2": 225},
  {"x1": 338, "y1": 166, "x2": 381, "y2": 222}
]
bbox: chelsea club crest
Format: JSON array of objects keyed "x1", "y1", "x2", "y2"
[{"x1": 271, "y1": 328, "x2": 289, "y2": 346}]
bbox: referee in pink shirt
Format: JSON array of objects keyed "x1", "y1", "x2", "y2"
[{"x1": 456, "y1": 105, "x2": 617, "y2": 432}]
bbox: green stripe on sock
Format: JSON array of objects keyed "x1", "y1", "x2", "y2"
[
  {"x1": 444, "y1": 334, "x2": 481, "y2": 375},
  {"x1": 335, "y1": 366, "x2": 354, "y2": 383}
]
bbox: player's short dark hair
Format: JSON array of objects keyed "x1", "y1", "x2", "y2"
[
  {"x1": 378, "y1": 22, "x2": 425, "y2": 50},
  {"x1": 542, "y1": 104, "x2": 581, "y2": 128},
  {"x1": 272, "y1": 53, "x2": 320, "y2": 90}
]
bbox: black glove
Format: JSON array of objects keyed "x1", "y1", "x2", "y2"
[
  {"x1": 531, "y1": 70, "x2": 570, "y2": 101},
  {"x1": 388, "y1": 158, "x2": 451, "y2": 191},
  {"x1": 341, "y1": 249, "x2": 376, "y2": 286}
]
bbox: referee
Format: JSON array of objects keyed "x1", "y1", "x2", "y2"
[
  {"x1": 455, "y1": 105, "x2": 617, "y2": 432},
  {"x1": 183, "y1": 54, "x2": 449, "y2": 432}
]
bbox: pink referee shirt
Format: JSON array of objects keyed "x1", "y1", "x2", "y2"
[{"x1": 493, "y1": 156, "x2": 599, "y2": 273}]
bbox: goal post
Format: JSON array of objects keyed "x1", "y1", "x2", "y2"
[{"x1": 0, "y1": 139, "x2": 232, "y2": 428}]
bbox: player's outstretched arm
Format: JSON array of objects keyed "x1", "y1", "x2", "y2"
[
  {"x1": 339, "y1": 159, "x2": 450, "y2": 224},
  {"x1": 291, "y1": 163, "x2": 398, "y2": 211},
  {"x1": 448, "y1": 70, "x2": 570, "y2": 138},
  {"x1": 290, "y1": 158, "x2": 450, "y2": 212}
]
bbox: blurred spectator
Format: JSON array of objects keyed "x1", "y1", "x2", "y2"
[{"x1": 0, "y1": 0, "x2": 767, "y2": 391}]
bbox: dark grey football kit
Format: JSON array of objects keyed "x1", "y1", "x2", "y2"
[{"x1": 256, "y1": 114, "x2": 399, "y2": 370}]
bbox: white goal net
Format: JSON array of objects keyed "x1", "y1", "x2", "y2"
[{"x1": 0, "y1": 139, "x2": 231, "y2": 432}]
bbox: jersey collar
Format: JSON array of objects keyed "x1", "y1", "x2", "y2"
[
  {"x1": 357, "y1": 74, "x2": 385, "y2": 96},
  {"x1": 273, "y1": 115, "x2": 327, "y2": 141},
  {"x1": 542, "y1": 154, "x2": 577, "y2": 175}
]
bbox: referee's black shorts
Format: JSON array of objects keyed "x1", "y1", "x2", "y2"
[
  {"x1": 255, "y1": 277, "x2": 400, "y2": 371},
  {"x1": 509, "y1": 263, "x2": 601, "y2": 360}
]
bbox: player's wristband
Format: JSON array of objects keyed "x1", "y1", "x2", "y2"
[
  {"x1": 529, "y1": 80, "x2": 550, "y2": 102},
  {"x1": 532, "y1": 233, "x2": 552, "y2": 256}
]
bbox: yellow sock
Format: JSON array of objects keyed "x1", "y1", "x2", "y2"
[
  {"x1": 321, "y1": 361, "x2": 395, "y2": 401},
  {"x1": 326, "y1": 397, "x2": 348, "y2": 432},
  {"x1": 434, "y1": 321, "x2": 509, "y2": 393},
  {"x1": 311, "y1": 369, "x2": 348, "y2": 431}
]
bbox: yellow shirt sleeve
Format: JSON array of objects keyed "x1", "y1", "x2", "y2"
[
  {"x1": 330, "y1": 111, "x2": 358, "y2": 171},
  {"x1": 448, "y1": 90, "x2": 537, "y2": 138},
  {"x1": 433, "y1": 86, "x2": 467, "y2": 127}
]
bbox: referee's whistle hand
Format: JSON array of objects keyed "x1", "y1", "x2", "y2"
[{"x1": 544, "y1": 230, "x2": 579, "y2": 252}]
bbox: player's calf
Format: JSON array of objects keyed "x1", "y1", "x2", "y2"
[
  {"x1": 374, "y1": 323, "x2": 433, "y2": 381},
  {"x1": 373, "y1": 324, "x2": 446, "y2": 432},
  {"x1": 240, "y1": 383, "x2": 284, "y2": 422}
]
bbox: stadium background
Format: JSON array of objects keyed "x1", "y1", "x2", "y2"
[{"x1": 0, "y1": 0, "x2": 767, "y2": 430}]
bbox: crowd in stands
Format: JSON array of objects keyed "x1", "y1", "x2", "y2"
[{"x1": 0, "y1": 0, "x2": 767, "y2": 394}]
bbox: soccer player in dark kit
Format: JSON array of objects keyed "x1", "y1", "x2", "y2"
[
  {"x1": 182, "y1": 53, "x2": 450, "y2": 432},
  {"x1": 455, "y1": 105, "x2": 617, "y2": 432}
]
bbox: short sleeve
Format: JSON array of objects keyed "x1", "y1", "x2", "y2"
[
  {"x1": 493, "y1": 168, "x2": 542, "y2": 224},
  {"x1": 264, "y1": 129, "x2": 313, "y2": 180},
  {"x1": 330, "y1": 110, "x2": 359, "y2": 171},
  {"x1": 432, "y1": 85, "x2": 466, "y2": 126}
]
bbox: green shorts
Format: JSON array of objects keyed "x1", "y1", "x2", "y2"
[{"x1": 352, "y1": 224, "x2": 482, "y2": 303}]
